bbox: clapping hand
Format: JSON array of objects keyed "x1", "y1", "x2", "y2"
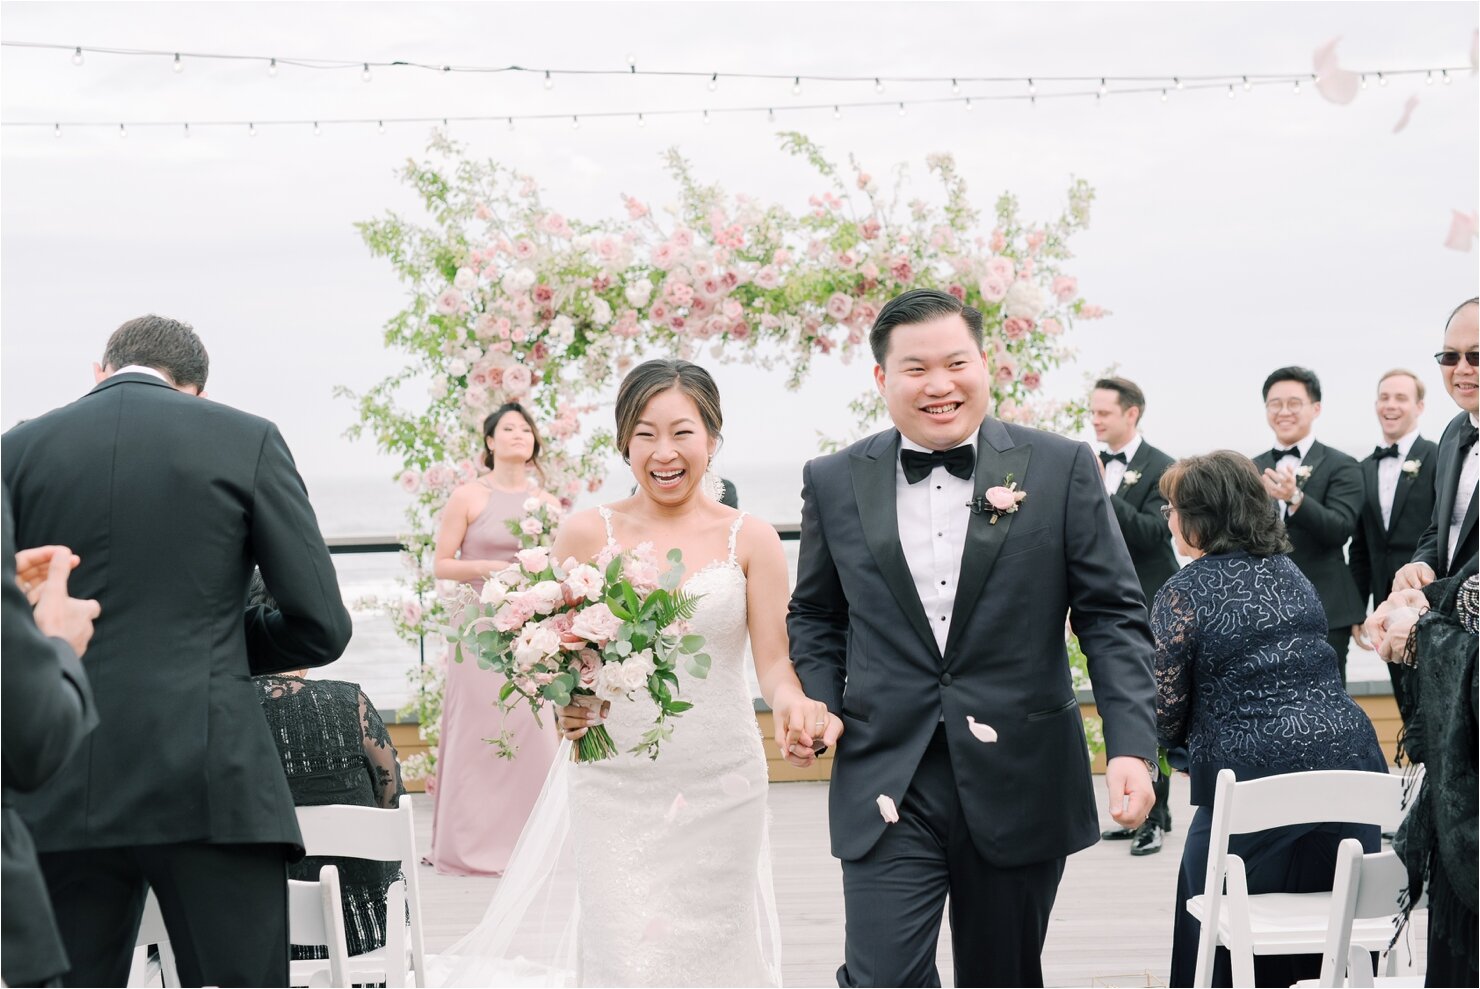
[
  {"x1": 770, "y1": 685, "x2": 842, "y2": 769},
  {"x1": 1259, "y1": 467, "x2": 1298, "y2": 504}
]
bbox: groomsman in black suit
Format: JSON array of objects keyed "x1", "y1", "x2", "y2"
[
  {"x1": 1348, "y1": 369, "x2": 1437, "y2": 721},
  {"x1": 1251, "y1": 367, "x2": 1365, "y2": 683},
  {"x1": 1090, "y1": 377, "x2": 1178, "y2": 856},
  {"x1": 2, "y1": 316, "x2": 353, "y2": 987},
  {"x1": 1394, "y1": 298, "x2": 1479, "y2": 591}
]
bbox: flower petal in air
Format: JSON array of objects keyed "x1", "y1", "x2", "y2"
[
  {"x1": 966, "y1": 716, "x2": 999, "y2": 743},
  {"x1": 876, "y1": 794, "x2": 900, "y2": 824},
  {"x1": 1444, "y1": 210, "x2": 1478, "y2": 252},
  {"x1": 1312, "y1": 37, "x2": 1360, "y2": 105},
  {"x1": 664, "y1": 793, "x2": 688, "y2": 824},
  {"x1": 1392, "y1": 95, "x2": 1419, "y2": 134}
]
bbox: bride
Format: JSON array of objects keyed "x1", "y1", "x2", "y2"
[{"x1": 436, "y1": 359, "x2": 843, "y2": 988}]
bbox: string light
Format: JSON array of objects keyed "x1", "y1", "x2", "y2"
[
  {"x1": 1160, "y1": 88, "x2": 1168, "y2": 102},
  {"x1": 625, "y1": 53, "x2": 636, "y2": 69},
  {"x1": 1242, "y1": 75, "x2": 1251, "y2": 91},
  {"x1": 505, "y1": 117, "x2": 513, "y2": 131},
  {"x1": 1359, "y1": 73, "x2": 1367, "y2": 89},
  {"x1": 183, "y1": 122, "x2": 190, "y2": 137},
  {"x1": 313, "y1": 120, "x2": 320, "y2": 135},
  {"x1": 1098, "y1": 77, "x2": 1107, "y2": 96},
  {"x1": 570, "y1": 115, "x2": 579, "y2": 129},
  {"x1": 1226, "y1": 84, "x2": 1235, "y2": 99},
  {"x1": 70, "y1": 46, "x2": 83, "y2": 66},
  {"x1": 1378, "y1": 72, "x2": 1388, "y2": 86},
  {"x1": 964, "y1": 97, "x2": 973, "y2": 111},
  {"x1": 1027, "y1": 77, "x2": 1036, "y2": 95},
  {"x1": 53, "y1": 122, "x2": 60, "y2": 137},
  {"x1": 1174, "y1": 76, "x2": 1183, "y2": 90},
  {"x1": 950, "y1": 78, "x2": 960, "y2": 94},
  {"x1": 1443, "y1": 68, "x2": 1452, "y2": 84},
  {"x1": 1293, "y1": 78, "x2": 1301, "y2": 95},
  {"x1": 118, "y1": 123, "x2": 126, "y2": 138},
  {"x1": 832, "y1": 105, "x2": 840, "y2": 119},
  {"x1": 1426, "y1": 70, "x2": 1434, "y2": 85},
  {"x1": 791, "y1": 76, "x2": 801, "y2": 95},
  {"x1": 702, "y1": 109, "x2": 710, "y2": 125},
  {"x1": 543, "y1": 70, "x2": 553, "y2": 90},
  {"x1": 361, "y1": 62, "x2": 372, "y2": 82},
  {"x1": 767, "y1": 107, "x2": 775, "y2": 122},
  {"x1": 267, "y1": 57, "x2": 278, "y2": 77},
  {"x1": 636, "y1": 112, "x2": 645, "y2": 127},
  {"x1": 873, "y1": 77, "x2": 884, "y2": 93},
  {"x1": 248, "y1": 122, "x2": 256, "y2": 137},
  {"x1": 172, "y1": 53, "x2": 183, "y2": 73},
  {"x1": 377, "y1": 119, "x2": 385, "y2": 133},
  {"x1": 897, "y1": 102, "x2": 906, "y2": 116},
  {"x1": 707, "y1": 72, "x2": 718, "y2": 91}
]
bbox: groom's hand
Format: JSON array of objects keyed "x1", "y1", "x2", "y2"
[
  {"x1": 1105, "y1": 756, "x2": 1154, "y2": 829},
  {"x1": 771, "y1": 686, "x2": 842, "y2": 768}
]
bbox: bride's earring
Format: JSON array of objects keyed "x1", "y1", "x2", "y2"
[{"x1": 706, "y1": 458, "x2": 724, "y2": 501}]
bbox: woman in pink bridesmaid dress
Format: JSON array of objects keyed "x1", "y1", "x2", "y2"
[{"x1": 429, "y1": 403, "x2": 561, "y2": 876}]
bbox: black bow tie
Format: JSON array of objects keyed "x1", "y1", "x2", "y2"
[
  {"x1": 1099, "y1": 451, "x2": 1127, "y2": 466},
  {"x1": 901, "y1": 445, "x2": 975, "y2": 484},
  {"x1": 1372, "y1": 444, "x2": 1400, "y2": 461},
  {"x1": 1270, "y1": 447, "x2": 1300, "y2": 462},
  {"x1": 1460, "y1": 423, "x2": 1480, "y2": 452}
]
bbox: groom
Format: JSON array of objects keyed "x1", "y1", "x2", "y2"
[{"x1": 790, "y1": 289, "x2": 1158, "y2": 987}]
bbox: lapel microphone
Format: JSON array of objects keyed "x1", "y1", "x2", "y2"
[{"x1": 966, "y1": 495, "x2": 989, "y2": 515}]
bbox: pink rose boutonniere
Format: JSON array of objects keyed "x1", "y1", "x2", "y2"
[{"x1": 978, "y1": 473, "x2": 1028, "y2": 525}]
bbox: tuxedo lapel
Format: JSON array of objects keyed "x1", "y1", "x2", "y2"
[
  {"x1": 1116, "y1": 440, "x2": 1152, "y2": 503},
  {"x1": 1434, "y1": 427, "x2": 1463, "y2": 568},
  {"x1": 1300, "y1": 440, "x2": 1328, "y2": 479},
  {"x1": 945, "y1": 418, "x2": 1031, "y2": 661},
  {"x1": 1386, "y1": 440, "x2": 1419, "y2": 534},
  {"x1": 849, "y1": 431, "x2": 940, "y2": 661},
  {"x1": 1360, "y1": 455, "x2": 1384, "y2": 533}
]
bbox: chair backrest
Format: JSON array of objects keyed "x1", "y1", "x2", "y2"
[
  {"x1": 1218, "y1": 769, "x2": 1406, "y2": 836},
  {"x1": 294, "y1": 795, "x2": 426, "y2": 986},
  {"x1": 1317, "y1": 840, "x2": 1410, "y2": 988},
  {"x1": 288, "y1": 865, "x2": 350, "y2": 989}
]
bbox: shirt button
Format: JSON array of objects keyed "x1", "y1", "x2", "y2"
[
  {"x1": 940, "y1": 673, "x2": 953, "y2": 686},
  {"x1": 937, "y1": 532, "x2": 944, "y2": 537},
  {"x1": 940, "y1": 580, "x2": 947, "y2": 586},
  {"x1": 938, "y1": 615, "x2": 947, "y2": 621}
]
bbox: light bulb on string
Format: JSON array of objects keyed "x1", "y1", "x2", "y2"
[
  {"x1": 119, "y1": 123, "x2": 127, "y2": 139},
  {"x1": 637, "y1": 113, "x2": 645, "y2": 127},
  {"x1": 702, "y1": 109, "x2": 711, "y2": 125},
  {"x1": 708, "y1": 72, "x2": 718, "y2": 91},
  {"x1": 544, "y1": 70, "x2": 554, "y2": 90},
  {"x1": 1174, "y1": 76, "x2": 1183, "y2": 90},
  {"x1": 1426, "y1": 70, "x2": 1434, "y2": 86},
  {"x1": 1027, "y1": 77, "x2": 1036, "y2": 95},
  {"x1": 791, "y1": 76, "x2": 801, "y2": 95},
  {"x1": 506, "y1": 117, "x2": 514, "y2": 131},
  {"x1": 1293, "y1": 78, "x2": 1301, "y2": 95},
  {"x1": 1443, "y1": 69, "x2": 1452, "y2": 84},
  {"x1": 172, "y1": 53, "x2": 183, "y2": 73},
  {"x1": 378, "y1": 120, "x2": 386, "y2": 134},
  {"x1": 951, "y1": 78, "x2": 960, "y2": 94},
  {"x1": 897, "y1": 102, "x2": 906, "y2": 116},
  {"x1": 1242, "y1": 75, "x2": 1251, "y2": 91},
  {"x1": 249, "y1": 122, "x2": 257, "y2": 138},
  {"x1": 71, "y1": 46, "x2": 84, "y2": 66},
  {"x1": 767, "y1": 107, "x2": 776, "y2": 123},
  {"x1": 1098, "y1": 77, "x2": 1107, "y2": 96},
  {"x1": 1359, "y1": 74, "x2": 1367, "y2": 89},
  {"x1": 267, "y1": 58, "x2": 278, "y2": 77},
  {"x1": 964, "y1": 97, "x2": 973, "y2": 111},
  {"x1": 1378, "y1": 72, "x2": 1388, "y2": 87},
  {"x1": 571, "y1": 115, "x2": 579, "y2": 129},
  {"x1": 183, "y1": 122, "x2": 191, "y2": 138},
  {"x1": 1227, "y1": 84, "x2": 1235, "y2": 99},
  {"x1": 53, "y1": 123, "x2": 61, "y2": 138},
  {"x1": 1160, "y1": 88, "x2": 1168, "y2": 102},
  {"x1": 832, "y1": 105, "x2": 841, "y2": 119},
  {"x1": 313, "y1": 121, "x2": 321, "y2": 136},
  {"x1": 361, "y1": 63, "x2": 372, "y2": 82},
  {"x1": 626, "y1": 53, "x2": 636, "y2": 69},
  {"x1": 874, "y1": 77, "x2": 885, "y2": 93}
]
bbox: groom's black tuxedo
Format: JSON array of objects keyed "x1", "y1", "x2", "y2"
[
  {"x1": 789, "y1": 417, "x2": 1156, "y2": 985},
  {"x1": 2, "y1": 372, "x2": 352, "y2": 986}
]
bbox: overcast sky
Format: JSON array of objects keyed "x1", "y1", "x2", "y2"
[{"x1": 3, "y1": 1, "x2": 1477, "y2": 527}]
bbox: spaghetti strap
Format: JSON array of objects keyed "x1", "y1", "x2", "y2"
[
  {"x1": 726, "y1": 512, "x2": 748, "y2": 565},
  {"x1": 597, "y1": 506, "x2": 618, "y2": 548}
]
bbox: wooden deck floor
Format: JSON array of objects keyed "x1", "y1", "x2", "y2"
[{"x1": 411, "y1": 774, "x2": 1426, "y2": 988}]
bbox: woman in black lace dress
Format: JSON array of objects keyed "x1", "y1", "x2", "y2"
[
  {"x1": 251, "y1": 574, "x2": 406, "y2": 961},
  {"x1": 1152, "y1": 452, "x2": 1387, "y2": 988}
]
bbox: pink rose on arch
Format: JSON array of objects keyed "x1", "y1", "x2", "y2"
[
  {"x1": 729, "y1": 320, "x2": 751, "y2": 340},
  {"x1": 1026, "y1": 228, "x2": 1046, "y2": 254},
  {"x1": 457, "y1": 459, "x2": 478, "y2": 483},
  {"x1": 474, "y1": 202, "x2": 493, "y2": 221},
  {"x1": 650, "y1": 302, "x2": 669, "y2": 323},
  {"x1": 511, "y1": 328, "x2": 528, "y2": 344},
  {"x1": 772, "y1": 249, "x2": 792, "y2": 265},
  {"x1": 947, "y1": 284, "x2": 966, "y2": 302},
  {"x1": 826, "y1": 292, "x2": 854, "y2": 321},
  {"x1": 530, "y1": 341, "x2": 549, "y2": 363},
  {"x1": 754, "y1": 265, "x2": 781, "y2": 290},
  {"x1": 667, "y1": 282, "x2": 695, "y2": 307},
  {"x1": 400, "y1": 600, "x2": 423, "y2": 627},
  {"x1": 502, "y1": 363, "x2": 533, "y2": 397},
  {"x1": 856, "y1": 172, "x2": 872, "y2": 189},
  {"x1": 859, "y1": 218, "x2": 882, "y2": 240},
  {"x1": 1021, "y1": 371, "x2": 1042, "y2": 391},
  {"x1": 989, "y1": 228, "x2": 1007, "y2": 253},
  {"x1": 623, "y1": 195, "x2": 649, "y2": 220},
  {"x1": 532, "y1": 284, "x2": 554, "y2": 304},
  {"x1": 890, "y1": 259, "x2": 914, "y2": 284},
  {"x1": 651, "y1": 243, "x2": 676, "y2": 270},
  {"x1": 512, "y1": 240, "x2": 537, "y2": 260},
  {"x1": 424, "y1": 464, "x2": 454, "y2": 490},
  {"x1": 978, "y1": 276, "x2": 1009, "y2": 303},
  {"x1": 851, "y1": 301, "x2": 878, "y2": 331},
  {"x1": 836, "y1": 250, "x2": 858, "y2": 269},
  {"x1": 986, "y1": 256, "x2": 1015, "y2": 284},
  {"x1": 1040, "y1": 317, "x2": 1063, "y2": 337},
  {"x1": 860, "y1": 261, "x2": 880, "y2": 281},
  {"x1": 435, "y1": 288, "x2": 463, "y2": 315},
  {"x1": 670, "y1": 316, "x2": 687, "y2": 333},
  {"x1": 398, "y1": 470, "x2": 420, "y2": 494},
  {"x1": 516, "y1": 546, "x2": 551, "y2": 574},
  {"x1": 570, "y1": 602, "x2": 623, "y2": 644},
  {"x1": 1050, "y1": 275, "x2": 1078, "y2": 302},
  {"x1": 541, "y1": 212, "x2": 571, "y2": 238},
  {"x1": 994, "y1": 357, "x2": 1018, "y2": 385},
  {"x1": 1079, "y1": 303, "x2": 1105, "y2": 319},
  {"x1": 670, "y1": 227, "x2": 694, "y2": 249},
  {"x1": 716, "y1": 225, "x2": 745, "y2": 249},
  {"x1": 1018, "y1": 258, "x2": 1035, "y2": 279},
  {"x1": 1002, "y1": 317, "x2": 1033, "y2": 341},
  {"x1": 595, "y1": 237, "x2": 620, "y2": 261}
]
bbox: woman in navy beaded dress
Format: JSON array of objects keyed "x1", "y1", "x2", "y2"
[{"x1": 1152, "y1": 451, "x2": 1387, "y2": 988}]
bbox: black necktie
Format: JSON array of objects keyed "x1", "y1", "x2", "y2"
[
  {"x1": 1099, "y1": 450, "x2": 1127, "y2": 466},
  {"x1": 1372, "y1": 444, "x2": 1400, "y2": 461},
  {"x1": 1270, "y1": 447, "x2": 1299, "y2": 462},
  {"x1": 1460, "y1": 423, "x2": 1479, "y2": 452},
  {"x1": 901, "y1": 445, "x2": 975, "y2": 484}
]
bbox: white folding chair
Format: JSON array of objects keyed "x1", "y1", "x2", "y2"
[
  {"x1": 1188, "y1": 768, "x2": 1410, "y2": 988},
  {"x1": 291, "y1": 795, "x2": 427, "y2": 988},
  {"x1": 1312, "y1": 839, "x2": 1425, "y2": 988},
  {"x1": 126, "y1": 888, "x2": 180, "y2": 988},
  {"x1": 288, "y1": 864, "x2": 351, "y2": 989}
]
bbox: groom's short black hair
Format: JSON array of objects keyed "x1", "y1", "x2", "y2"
[{"x1": 870, "y1": 289, "x2": 984, "y2": 365}]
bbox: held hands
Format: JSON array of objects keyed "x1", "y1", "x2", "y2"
[
  {"x1": 770, "y1": 684, "x2": 842, "y2": 769},
  {"x1": 1391, "y1": 561, "x2": 1436, "y2": 592},
  {"x1": 1351, "y1": 623, "x2": 1372, "y2": 651},
  {"x1": 1105, "y1": 756, "x2": 1154, "y2": 830},
  {"x1": 1376, "y1": 607, "x2": 1423, "y2": 665},
  {"x1": 1363, "y1": 588, "x2": 1430, "y2": 658},
  {"x1": 24, "y1": 546, "x2": 100, "y2": 657}
]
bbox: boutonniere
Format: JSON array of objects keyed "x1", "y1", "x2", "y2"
[
  {"x1": 1294, "y1": 465, "x2": 1314, "y2": 487},
  {"x1": 1401, "y1": 459, "x2": 1421, "y2": 478},
  {"x1": 1121, "y1": 469, "x2": 1142, "y2": 487},
  {"x1": 971, "y1": 473, "x2": 1027, "y2": 525}
]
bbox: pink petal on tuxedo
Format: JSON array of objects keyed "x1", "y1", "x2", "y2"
[
  {"x1": 1312, "y1": 37, "x2": 1360, "y2": 105},
  {"x1": 1392, "y1": 96, "x2": 1420, "y2": 134},
  {"x1": 966, "y1": 716, "x2": 999, "y2": 743},
  {"x1": 663, "y1": 793, "x2": 688, "y2": 823},
  {"x1": 1444, "y1": 210, "x2": 1478, "y2": 252},
  {"x1": 876, "y1": 794, "x2": 900, "y2": 823}
]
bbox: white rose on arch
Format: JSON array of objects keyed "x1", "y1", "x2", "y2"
[{"x1": 1002, "y1": 280, "x2": 1046, "y2": 320}]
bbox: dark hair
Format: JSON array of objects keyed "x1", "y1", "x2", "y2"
[
  {"x1": 1093, "y1": 376, "x2": 1146, "y2": 420},
  {"x1": 1261, "y1": 366, "x2": 1321, "y2": 403},
  {"x1": 247, "y1": 568, "x2": 276, "y2": 610},
  {"x1": 1446, "y1": 297, "x2": 1479, "y2": 330},
  {"x1": 482, "y1": 403, "x2": 544, "y2": 480},
  {"x1": 614, "y1": 359, "x2": 723, "y2": 461},
  {"x1": 1376, "y1": 368, "x2": 1425, "y2": 402},
  {"x1": 1159, "y1": 451, "x2": 1292, "y2": 557},
  {"x1": 101, "y1": 315, "x2": 209, "y2": 391},
  {"x1": 869, "y1": 288, "x2": 984, "y2": 365}
]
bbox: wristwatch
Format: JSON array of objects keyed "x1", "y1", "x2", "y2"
[
  {"x1": 1289, "y1": 488, "x2": 1304, "y2": 509},
  {"x1": 1144, "y1": 757, "x2": 1160, "y2": 782}
]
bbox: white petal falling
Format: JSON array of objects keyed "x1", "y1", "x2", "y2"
[
  {"x1": 664, "y1": 793, "x2": 688, "y2": 824},
  {"x1": 966, "y1": 716, "x2": 999, "y2": 743},
  {"x1": 876, "y1": 794, "x2": 900, "y2": 824}
]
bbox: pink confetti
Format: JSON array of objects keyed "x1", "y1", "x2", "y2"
[
  {"x1": 1392, "y1": 96, "x2": 1419, "y2": 134},
  {"x1": 876, "y1": 794, "x2": 900, "y2": 824},
  {"x1": 641, "y1": 916, "x2": 670, "y2": 941},
  {"x1": 663, "y1": 793, "x2": 688, "y2": 824},
  {"x1": 719, "y1": 773, "x2": 750, "y2": 797},
  {"x1": 966, "y1": 716, "x2": 999, "y2": 743},
  {"x1": 1312, "y1": 37, "x2": 1360, "y2": 105},
  {"x1": 1444, "y1": 211, "x2": 1478, "y2": 252}
]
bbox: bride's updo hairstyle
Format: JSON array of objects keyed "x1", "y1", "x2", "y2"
[{"x1": 614, "y1": 359, "x2": 723, "y2": 463}]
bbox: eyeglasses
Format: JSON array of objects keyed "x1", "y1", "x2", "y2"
[
  {"x1": 1160, "y1": 504, "x2": 1177, "y2": 520},
  {"x1": 1434, "y1": 350, "x2": 1480, "y2": 368},
  {"x1": 1264, "y1": 399, "x2": 1307, "y2": 413}
]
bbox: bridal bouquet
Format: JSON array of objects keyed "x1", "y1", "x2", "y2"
[
  {"x1": 506, "y1": 495, "x2": 562, "y2": 550},
  {"x1": 451, "y1": 542, "x2": 711, "y2": 762}
]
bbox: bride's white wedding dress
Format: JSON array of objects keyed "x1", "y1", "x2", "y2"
[{"x1": 435, "y1": 510, "x2": 782, "y2": 988}]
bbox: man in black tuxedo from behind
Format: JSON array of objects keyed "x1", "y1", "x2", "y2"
[
  {"x1": 2, "y1": 490, "x2": 100, "y2": 988},
  {"x1": 1348, "y1": 369, "x2": 1437, "y2": 722},
  {"x1": 1394, "y1": 298, "x2": 1479, "y2": 593},
  {"x1": 1089, "y1": 377, "x2": 1179, "y2": 857},
  {"x1": 2, "y1": 316, "x2": 353, "y2": 987},
  {"x1": 1251, "y1": 366, "x2": 1365, "y2": 684}
]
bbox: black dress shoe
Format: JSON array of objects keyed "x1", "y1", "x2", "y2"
[
  {"x1": 1101, "y1": 826, "x2": 1137, "y2": 840},
  {"x1": 1130, "y1": 821, "x2": 1165, "y2": 856}
]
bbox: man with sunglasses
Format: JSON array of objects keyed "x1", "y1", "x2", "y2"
[
  {"x1": 1394, "y1": 297, "x2": 1480, "y2": 591},
  {"x1": 1251, "y1": 366, "x2": 1365, "y2": 684}
]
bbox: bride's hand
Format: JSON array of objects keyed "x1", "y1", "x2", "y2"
[
  {"x1": 771, "y1": 686, "x2": 843, "y2": 768},
  {"x1": 558, "y1": 694, "x2": 609, "y2": 742}
]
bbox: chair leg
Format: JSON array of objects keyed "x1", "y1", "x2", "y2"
[
  {"x1": 1348, "y1": 944, "x2": 1376, "y2": 988},
  {"x1": 1224, "y1": 857, "x2": 1256, "y2": 989}
]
